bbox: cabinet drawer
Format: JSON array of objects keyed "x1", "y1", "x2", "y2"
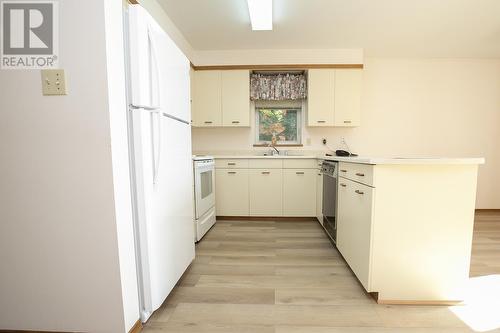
[
  {"x1": 283, "y1": 159, "x2": 317, "y2": 169},
  {"x1": 338, "y1": 162, "x2": 374, "y2": 187},
  {"x1": 215, "y1": 159, "x2": 249, "y2": 169},
  {"x1": 248, "y1": 159, "x2": 283, "y2": 169}
]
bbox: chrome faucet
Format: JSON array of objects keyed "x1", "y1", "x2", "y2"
[{"x1": 268, "y1": 142, "x2": 280, "y2": 155}]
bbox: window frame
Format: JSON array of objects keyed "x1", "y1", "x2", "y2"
[{"x1": 254, "y1": 107, "x2": 302, "y2": 145}]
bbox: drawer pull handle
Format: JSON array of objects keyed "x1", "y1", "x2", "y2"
[
  {"x1": 355, "y1": 173, "x2": 365, "y2": 177},
  {"x1": 340, "y1": 169, "x2": 347, "y2": 173},
  {"x1": 317, "y1": 120, "x2": 326, "y2": 123},
  {"x1": 318, "y1": 173, "x2": 321, "y2": 176},
  {"x1": 227, "y1": 163, "x2": 236, "y2": 165},
  {"x1": 296, "y1": 172, "x2": 305, "y2": 175},
  {"x1": 231, "y1": 121, "x2": 240, "y2": 124},
  {"x1": 344, "y1": 120, "x2": 352, "y2": 124},
  {"x1": 355, "y1": 190, "x2": 364, "y2": 195},
  {"x1": 340, "y1": 183, "x2": 347, "y2": 187},
  {"x1": 228, "y1": 171, "x2": 236, "y2": 174},
  {"x1": 204, "y1": 121, "x2": 213, "y2": 124},
  {"x1": 261, "y1": 171, "x2": 270, "y2": 174}
]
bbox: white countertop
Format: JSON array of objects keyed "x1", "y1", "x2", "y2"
[
  {"x1": 212, "y1": 155, "x2": 318, "y2": 159},
  {"x1": 211, "y1": 154, "x2": 485, "y2": 165},
  {"x1": 322, "y1": 155, "x2": 485, "y2": 165}
]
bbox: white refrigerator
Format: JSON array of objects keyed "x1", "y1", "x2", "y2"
[{"x1": 125, "y1": 6, "x2": 195, "y2": 322}]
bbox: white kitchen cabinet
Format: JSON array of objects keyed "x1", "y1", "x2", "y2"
[
  {"x1": 192, "y1": 70, "x2": 222, "y2": 127},
  {"x1": 307, "y1": 69, "x2": 334, "y2": 126},
  {"x1": 283, "y1": 169, "x2": 316, "y2": 217},
  {"x1": 316, "y1": 168, "x2": 323, "y2": 224},
  {"x1": 214, "y1": 158, "x2": 319, "y2": 218},
  {"x1": 338, "y1": 161, "x2": 374, "y2": 186},
  {"x1": 221, "y1": 70, "x2": 250, "y2": 127},
  {"x1": 192, "y1": 70, "x2": 250, "y2": 127},
  {"x1": 249, "y1": 169, "x2": 283, "y2": 216},
  {"x1": 334, "y1": 69, "x2": 362, "y2": 127},
  {"x1": 337, "y1": 177, "x2": 374, "y2": 290},
  {"x1": 215, "y1": 169, "x2": 249, "y2": 216},
  {"x1": 307, "y1": 69, "x2": 362, "y2": 127}
]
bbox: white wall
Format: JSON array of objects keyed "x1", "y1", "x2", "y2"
[
  {"x1": 192, "y1": 58, "x2": 500, "y2": 208},
  {"x1": 0, "y1": 1, "x2": 138, "y2": 332}
]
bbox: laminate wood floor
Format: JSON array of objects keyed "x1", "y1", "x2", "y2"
[{"x1": 143, "y1": 212, "x2": 500, "y2": 333}]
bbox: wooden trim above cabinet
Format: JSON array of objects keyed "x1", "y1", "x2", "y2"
[
  {"x1": 127, "y1": 0, "x2": 140, "y2": 4},
  {"x1": 191, "y1": 64, "x2": 364, "y2": 71}
]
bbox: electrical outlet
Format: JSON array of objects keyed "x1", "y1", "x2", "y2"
[{"x1": 41, "y1": 69, "x2": 67, "y2": 95}]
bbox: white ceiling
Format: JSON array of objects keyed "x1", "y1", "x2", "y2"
[{"x1": 156, "y1": 0, "x2": 500, "y2": 58}]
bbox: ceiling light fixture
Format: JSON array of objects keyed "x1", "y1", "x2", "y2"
[{"x1": 247, "y1": 0, "x2": 273, "y2": 31}]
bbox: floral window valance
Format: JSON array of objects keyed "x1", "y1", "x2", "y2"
[{"x1": 250, "y1": 73, "x2": 307, "y2": 101}]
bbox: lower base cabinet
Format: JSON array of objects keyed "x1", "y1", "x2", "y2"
[
  {"x1": 215, "y1": 169, "x2": 249, "y2": 216},
  {"x1": 283, "y1": 169, "x2": 316, "y2": 217},
  {"x1": 249, "y1": 169, "x2": 283, "y2": 216},
  {"x1": 337, "y1": 177, "x2": 374, "y2": 290},
  {"x1": 215, "y1": 158, "x2": 319, "y2": 217}
]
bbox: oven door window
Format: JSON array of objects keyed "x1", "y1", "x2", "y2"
[{"x1": 200, "y1": 170, "x2": 213, "y2": 199}]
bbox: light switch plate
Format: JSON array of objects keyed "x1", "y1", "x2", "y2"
[{"x1": 41, "y1": 69, "x2": 67, "y2": 95}]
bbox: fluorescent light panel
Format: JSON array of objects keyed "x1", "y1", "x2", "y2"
[{"x1": 247, "y1": 0, "x2": 272, "y2": 31}]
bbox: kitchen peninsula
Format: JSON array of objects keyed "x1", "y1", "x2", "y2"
[{"x1": 210, "y1": 153, "x2": 485, "y2": 304}]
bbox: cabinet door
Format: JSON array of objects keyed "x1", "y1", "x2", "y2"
[
  {"x1": 192, "y1": 70, "x2": 222, "y2": 127},
  {"x1": 337, "y1": 177, "x2": 373, "y2": 289},
  {"x1": 316, "y1": 171, "x2": 323, "y2": 223},
  {"x1": 249, "y1": 169, "x2": 283, "y2": 216},
  {"x1": 334, "y1": 69, "x2": 362, "y2": 127},
  {"x1": 283, "y1": 169, "x2": 316, "y2": 217},
  {"x1": 307, "y1": 69, "x2": 334, "y2": 126},
  {"x1": 222, "y1": 70, "x2": 250, "y2": 127},
  {"x1": 215, "y1": 169, "x2": 249, "y2": 216}
]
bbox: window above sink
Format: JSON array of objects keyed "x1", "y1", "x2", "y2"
[{"x1": 255, "y1": 107, "x2": 302, "y2": 146}]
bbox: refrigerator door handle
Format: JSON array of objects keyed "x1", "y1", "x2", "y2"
[
  {"x1": 129, "y1": 104, "x2": 161, "y2": 111},
  {"x1": 150, "y1": 112, "x2": 161, "y2": 185},
  {"x1": 148, "y1": 28, "x2": 162, "y2": 186},
  {"x1": 129, "y1": 104, "x2": 190, "y2": 126}
]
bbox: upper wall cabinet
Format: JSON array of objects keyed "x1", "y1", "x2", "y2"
[
  {"x1": 307, "y1": 69, "x2": 335, "y2": 126},
  {"x1": 192, "y1": 70, "x2": 222, "y2": 127},
  {"x1": 307, "y1": 69, "x2": 362, "y2": 127},
  {"x1": 221, "y1": 70, "x2": 250, "y2": 127},
  {"x1": 191, "y1": 70, "x2": 250, "y2": 127},
  {"x1": 334, "y1": 69, "x2": 362, "y2": 126}
]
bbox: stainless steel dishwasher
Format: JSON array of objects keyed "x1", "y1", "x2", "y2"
[{"x1": 321, "y1": 160, "x2": 338, "y2": 243}]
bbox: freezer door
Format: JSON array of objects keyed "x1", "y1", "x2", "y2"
[
  {"x1": 147, "y1": 11, "x2": 191, "y2": 123},
  {"x1": 128, "y1": 6, "x2": 154, "y2": 108}
]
